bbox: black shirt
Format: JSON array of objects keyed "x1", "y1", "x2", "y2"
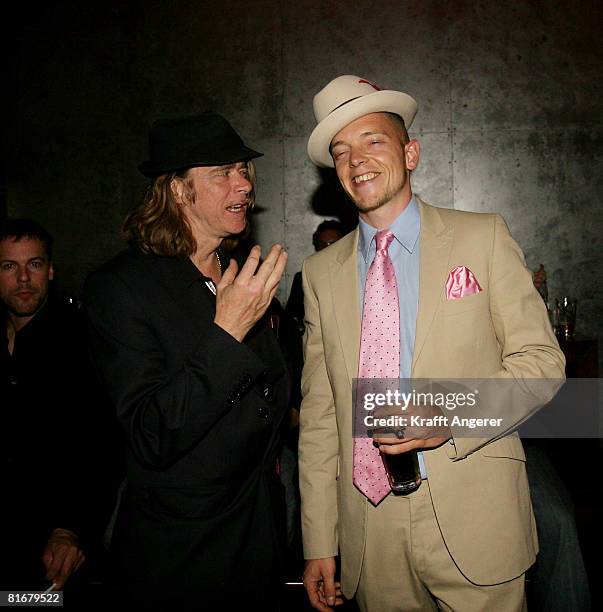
[{"x1": 1, "y1": 296, "x2": 118, "y2": 588}]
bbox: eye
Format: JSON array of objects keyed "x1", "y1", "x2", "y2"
[
  {"x1": 0, "y1": 262, "x2": 16, "y2": 272},
  {"x1": 29, "y1": 261, "x2": 43, "y2": 269}
]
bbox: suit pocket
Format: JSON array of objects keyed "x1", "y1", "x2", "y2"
[
  {"x1": 145, "y1": 483, "x2": 233, "y2": 520},
  {"x1": 444, "y1": 289, "x2": 488, "y2": 316},
  {"x1": 442, "y1": 291, "x2": 493, "y2": 362},
  {"x1": 479, "y1": 435, "x2": 526, "y2": 461}
]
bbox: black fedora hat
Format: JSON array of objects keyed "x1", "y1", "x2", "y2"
[{"x1": 138, "y1": 111, "x2": 263, "y2": 177}]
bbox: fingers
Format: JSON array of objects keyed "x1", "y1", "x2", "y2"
[
  {"x1": 376, "y1": 438, "x2": 420, "y2": 454},
  {"x1": 217, "y1": 258, "x2": 238, "y2": 289},
  {"x1": 372, "y1": 436, "x2": 409, "y2": 445},
  {"x1": 213, "y1": 244, "x2": 287, "y2": 342},
  {"x1": 241, "y1": 244, "x2": 286, "y2": 287},
  {"x1": 306, "y1": 580, "x2": 331, "y2": 611},
  {"x1": 58, "y1": 549, "x2": 85, "y2": 588},
  {"x1": 265, "y1": 248, "x2": 288, "y2": 291},
  {"x1": 321, "y1": 573, "x2": 338, "y2": 608},
  {"x1": 376, "y1": 436, "x2": 450, "y2": 453},
  {"x1": 332, "y1": 582, "x2": 345, "y2": 607},
  {"x1": 315, "y1": 580, "x2": 344, "y2": 608},
  {"x1": 255, "y1": 243, "x2": 285, "y2": 282},
  {"x1": 236, "y1": 244, "x2": 262, "y2": 280},
  {"x1": 303, "y1": 559, "x2": 339, "y2": 611},
  {"x1": 266, "y1": 253, "x2": 288, "y2": 302},
  {"x1": 223, "y1": 244, "x2": 287, "y2": 292},
  {"x1": 42, "y1": 530, "x2": 85, "y2": 589},
  {"x1": 44, "y1": 544, "x2": 85, "y2": 589}
]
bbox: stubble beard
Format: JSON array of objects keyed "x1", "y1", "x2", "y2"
[
  {"x1": 348, "y1": 181, "x2": 405, "y2": 214},
  {"x1": 4, "y1": 288, "x2": 47, "y2": 318}
]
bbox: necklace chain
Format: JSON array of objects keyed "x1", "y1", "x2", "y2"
[{"x1": 215, "y1": 250, "x2": 221, "y2": 271}]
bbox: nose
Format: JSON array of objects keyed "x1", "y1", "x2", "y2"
[
  {"x1": 349, "y1": 145, "x2": 366, "y2": 168},
  {"x1": 17, "y1": 265, "x2": 31, "y2": 283},
  {"x1": 234, "y1": 173, "x2": 252, "y2": 195}
]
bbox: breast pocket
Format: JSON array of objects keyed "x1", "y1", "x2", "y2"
[
  {"x1": 442, "y1": 290, "x2": 493, "y2": 366},
  {"x1": 443, "y1": 289, "x2": 489, "y2": 316}
]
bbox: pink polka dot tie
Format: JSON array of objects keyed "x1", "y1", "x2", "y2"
[{"x1": 353, "y1": 229, "x2": 399, "y2": 505}]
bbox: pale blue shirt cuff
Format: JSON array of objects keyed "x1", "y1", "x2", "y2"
[{"x1": 418, "y1": 451, "x2": 428, "y2": 479}]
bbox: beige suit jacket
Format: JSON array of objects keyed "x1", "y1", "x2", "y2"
[{"x1": 298, "y1": 200, "x2": 565, "y2": 596}]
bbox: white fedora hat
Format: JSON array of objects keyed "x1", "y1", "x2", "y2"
[{"x1": 307, "y1": 75, "x2": 418, "y2": 168}]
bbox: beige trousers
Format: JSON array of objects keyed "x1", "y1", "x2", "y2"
[{"x1": 355, "y1": 481, "x2": 527, "y2": 612}]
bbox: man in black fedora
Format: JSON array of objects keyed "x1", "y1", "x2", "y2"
[{"x1": 84, "y1": 111, "x2": 289, "y2": 610}]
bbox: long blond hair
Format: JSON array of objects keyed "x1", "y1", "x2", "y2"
[{"x1": 123, "y1": 161, "x2": 256, "y2": 256}]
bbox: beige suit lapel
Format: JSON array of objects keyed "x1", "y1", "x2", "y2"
[
  {"x1": 327, "y1": 205, "x2": 452, "y2": 379},
  {"x1": 330, "y1": 229, "x2": 361, "y2": 384},
  {"x1": 412, "y1": 200, "x2": 454, "y2": 370}
]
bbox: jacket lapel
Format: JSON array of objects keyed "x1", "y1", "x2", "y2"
[
  {"x1": 330, "y1": 229, "x2": 361, "y2": 384},
  {"x1": 412, "y1": 200, "x2": 454, "y2": 370}
]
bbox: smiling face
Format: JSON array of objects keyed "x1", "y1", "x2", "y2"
[
  {"x1": 330, "y1": 112, "x2": 420, "y2": 227},
  {"x1": 175, "y1": 162, "x2": 253, "y2": 245},
  {"x1": 0, "y1": 237, "x2": 53, "y2": 325}
]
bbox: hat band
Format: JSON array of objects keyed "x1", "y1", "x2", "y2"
[{"x1": 329, "y1": 95, "x2": 363, "y2": 116}]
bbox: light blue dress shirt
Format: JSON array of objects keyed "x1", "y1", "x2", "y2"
[{"x1": 357, "y1": 195, "x2": 427, "y2": 478}]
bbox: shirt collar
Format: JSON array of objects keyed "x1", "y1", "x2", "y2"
[{"x1": 358, "y1": 195, "x2": 420, "y2": 263}]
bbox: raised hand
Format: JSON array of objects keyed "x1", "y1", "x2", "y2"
[{"x1": 214, "y1": 244, "x2": 288, "y2": 342}]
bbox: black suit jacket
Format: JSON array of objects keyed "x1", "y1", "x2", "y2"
[{"x1": 84, "y1": 247, "x2": 289, "y2": 606}]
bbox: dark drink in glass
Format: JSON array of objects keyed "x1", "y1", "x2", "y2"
[{"x1": 381, "y1": 450, "x2": 421, "y2": 494}]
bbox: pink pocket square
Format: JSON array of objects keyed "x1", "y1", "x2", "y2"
[{"x1": 446, "y1": 266, "x2": 482, "y2": 300}]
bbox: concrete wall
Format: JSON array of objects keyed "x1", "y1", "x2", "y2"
[{"x1": 6, "y1": 0, "x2": 602, "y2": 350}]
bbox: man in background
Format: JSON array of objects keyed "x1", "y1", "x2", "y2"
[
  {"x1": 0, "y1": 218, "x2": 115, "y2": 593},
  {"x1": 286, "y1": 219, "x2": 345, "y2": 334}
]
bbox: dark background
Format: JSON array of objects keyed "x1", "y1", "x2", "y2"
[
  {"x1": 5, "y1": 1, "x2": 602, "y2": 343},
  {"x1": 4, "y1": 0, "x2": 602, "y2": 608}
]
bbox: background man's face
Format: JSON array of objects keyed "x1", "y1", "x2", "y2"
[
  {"x1": 0, "y1": 237, "x2": 53, "y2": 318},
  {"x1": 314, "y1": 228, "x2": 344, "y2": 251}
]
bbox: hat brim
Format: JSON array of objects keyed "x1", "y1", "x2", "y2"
[
  {"x1": 138, "y1": 145, "x2": 263, "y2": 178},
  {"x1": 307, "y1": 90, "x2": 417, "y2": 168}
]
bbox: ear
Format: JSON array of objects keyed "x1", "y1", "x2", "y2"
[
  {"x1": 170, "y1": 177, "x2": 185, "y2": 203},
  {"x1": 48, "y1": 263, "x2": 54, "y2": 281},
  {"x1": 404, "y1": 139, "x2": 420, "y2": 171}
]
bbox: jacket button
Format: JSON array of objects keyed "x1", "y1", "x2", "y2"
[
  {"x1": 263, "y1": 384, "x2": 274, "y2": 402},
  {"x1": 257, "y1": 406, "x2": 268, "y2": 419}
]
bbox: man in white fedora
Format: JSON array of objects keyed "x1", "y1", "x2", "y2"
[{"x1": 298, "y1": 75, "x2": 565, "y2": 611}]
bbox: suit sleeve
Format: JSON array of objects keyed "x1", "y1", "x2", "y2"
[
  {"x1": 298, "y1": 261, "x2": 340, "y2": 559},
  {"x1": 447, "y1": 214, "x2": 566, "y2": 459},
  {"x1": 84, "y1": 268, "x2": 267, "y2": 470}
]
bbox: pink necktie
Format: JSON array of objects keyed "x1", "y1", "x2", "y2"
[{"x1": 353, "y1": 229, "x2": 399, "y2": 505}]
